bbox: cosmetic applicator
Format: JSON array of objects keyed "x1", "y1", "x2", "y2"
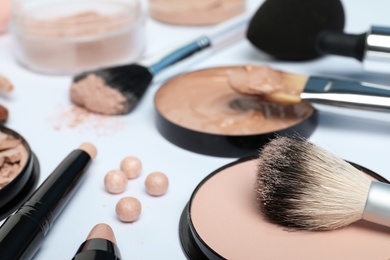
[
  {"x1": 247, "y1": 0, "x2": 390, "y2": 73},
  {"x1": 229, "y1": 65, "x2": 390, "y2": 113},
  {"x1": 255, "y1": 136, "x2": 390, "y2": 231},
  {"x1": 0, "y1": 143, "x2": 97, "y2": 259},
  {"x1": 246, "y1": 0, "x2": 345, "y2": 61},
  {"x1": 71, "y1": 13, "x2": 250, "y2": 115},
  {"x1": 72, "y1": 223, "x2": 122, "y2": 260}
]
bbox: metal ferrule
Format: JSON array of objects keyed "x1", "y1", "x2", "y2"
[
  {"x1": 301, "y1": 77, "x2": 390, "y2": 112},
  {"x1": 363, "y1": 25, "x2": 390, "y2": 73},
  {"x1": 363, "y1": 181, "x2": 390, "y2": 228}
]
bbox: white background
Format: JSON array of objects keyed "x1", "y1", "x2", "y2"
[{"x1": 1, "y1": 0, "x2": 390, "y2": 259}]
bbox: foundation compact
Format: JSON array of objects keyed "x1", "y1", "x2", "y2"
[
  {"x1": 179, "y1": 156, "x2": 390, "y2": 259},
  {"x1": 0, "y1": 125, "x2": 40, "y2": 220},
  {"x1": 154, "y1": 66, "x2": 318, "y2": 157}
]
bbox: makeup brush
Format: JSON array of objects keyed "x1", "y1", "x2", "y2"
[
  {"x1": 229, "y1": 65, "x2": 390, "y2": 112},
  {"x1": 256, "y1": 136, "x2": 390, "y2": 231},
  {"x1": 70, "y1": 14, "x2": 250, "y2": 115},
  {"x1": 246, "y1": 0, "x2": 390, "y2": 73},
  {"x1": 246, "y1": 0, "x2": 345, "y2": 61}
]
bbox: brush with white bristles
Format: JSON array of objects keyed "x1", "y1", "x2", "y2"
[{"x1": 256, "y1": 136, "x2": 390, "y2": 231}]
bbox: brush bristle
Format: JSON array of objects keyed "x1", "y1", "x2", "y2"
[
  {"x1": 73, "y1": 64, "x2": 153, "y2": 113},
  {"x1": 256, "y1": 136, "x2": 371, "y2": 231}
]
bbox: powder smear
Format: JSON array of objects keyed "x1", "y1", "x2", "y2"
[{"x1": 47, "y1": 104, "x2": 125, "y2": 137}]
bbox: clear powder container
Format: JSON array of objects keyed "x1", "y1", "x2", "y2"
[
  {"x1": 0, "y1": 0, "x2": 12, "y2": 33},
  {"x1": 9, "y1": 0, "x2": 145, "y2": 75},
  {"x1": 149, "y1": 0, "x2": 246, "y2": 26}
]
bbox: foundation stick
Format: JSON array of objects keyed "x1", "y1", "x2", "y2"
[
  {"x1": 72, "y1": 223, "x2": 122, "y2": 260},
  {"x1": 0, "y1": 143, "x2": 97, "y2": 259}
]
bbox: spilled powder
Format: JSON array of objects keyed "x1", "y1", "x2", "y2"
[
  {"x1": 70, "y1": 74, "x2": 129, "y2": 115},
  {"x1": 0, "y1": 131, "x2": 28, "y2": 189},
  {"x1": 46, "y1": 104, "x2": 125, "y2": 137}
]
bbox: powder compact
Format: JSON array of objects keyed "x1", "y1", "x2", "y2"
[
  {"x1": 0, "y1": 125, "x2": 40, "y2": 220},
  {"x1": 179, "y1": 157, "x2": 390, "y2": 259},
  {"x1": 9, "y1": 0, "x2": 145, "y2": 75},
  {"x1": 154, "y1": 66, "x2": 318, "y2": 157}
]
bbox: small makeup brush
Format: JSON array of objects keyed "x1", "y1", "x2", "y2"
[
  {"x1": 229, "y1": 65, "x2": 390, "y2": 112},
  {"x1": 71, "y1": 14, "x2": 249, "y2": 115},
  {"x1": 256, "y1": 136, "x2": 390, "y2": 231}
]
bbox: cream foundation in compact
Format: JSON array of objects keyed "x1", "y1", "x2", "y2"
[
  {"x1": 179, "y1": 157, "x2": 390, "y2": 259},
  {"x1": 154, "y1": 66, "x2": 317, "y2": 157}
]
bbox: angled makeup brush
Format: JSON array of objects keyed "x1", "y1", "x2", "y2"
[
  {"x1": 228, "y1": 65, "x2": 390, "y2": 112},
  {"x1": 256, "y1": 136, "x2": 390, "y2": 231},
  {"x1": 70, "y1": 14, "x2": 250, "y2": 115}
]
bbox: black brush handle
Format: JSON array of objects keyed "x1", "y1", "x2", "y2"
[{"x1": 316, "y1": 31, "x2": 367, "y2": 61}]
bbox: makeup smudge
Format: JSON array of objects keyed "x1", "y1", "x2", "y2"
[{"x1": 46, "y1": 103, "x2": 125, "y2": 137}]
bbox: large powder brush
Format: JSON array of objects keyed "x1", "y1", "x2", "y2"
[
  {"x1": 256, "y1": 136, "x2": 390, "y2": 231},
  {"x1": 246, "y1": 0, "x2": 345, "y2": 61}
]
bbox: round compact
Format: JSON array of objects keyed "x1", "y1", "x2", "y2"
[
  {"x1": 0, "y1": 125, "x2": 40, "y2": 220},
  {"x1": 10, "y1": 0, "x2": 145, "y2": 75},
  {"x1": 154, "y1": 66, "x2": 317, "y2": 157},
  {"x1": 179, "y1": 157, "x2": 390, "y2": 259}
]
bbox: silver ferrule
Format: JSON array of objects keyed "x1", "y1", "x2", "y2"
[
  {"x1": 301, "y1": 77, "x2": 390, "y2": 112},
  {"x1": 363, "y1": 181, "x2": 390, "y2": 227},
  {"x1": 363, "y1": 25, "x2": 390, "y2": 73}
]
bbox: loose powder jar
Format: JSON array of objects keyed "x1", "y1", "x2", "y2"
[
  {"x1": 10, "y1": 0, "x2": 145, "y2": 74},
  {"x1": 148, "y1": 0, "x2": 246, "y2": 26}
]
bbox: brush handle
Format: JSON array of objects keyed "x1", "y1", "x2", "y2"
[
  {"x1": 143, "y1": 13, "x2": 249, "y2": 77},
  {"x1": 363, "y1": 181, "x2": 390, "y2": 228},
  {"x1": 301, "y1": 77, "x2": 390, "y2": 112}
]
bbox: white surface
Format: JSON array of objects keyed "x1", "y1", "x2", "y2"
[{"x1": 1, "y1": 0, "x2": 390, "y2": 259}]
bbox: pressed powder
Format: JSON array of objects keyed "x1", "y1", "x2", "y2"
[
  {"x1": 10, "y1": 0, "x2": 145, "y2": 75},
  {"x1": 0, "y1": 126, "x2": 40, "y2": 220},
  {"x1": 180, "y1": 157, "x2": 390, "y2": 259},
  {"x1": 154, "y1": 66, "x2": 317, "y2": 157},
  {"x1": 149, "y1": 0, "x2": 245, "y2": 25}
]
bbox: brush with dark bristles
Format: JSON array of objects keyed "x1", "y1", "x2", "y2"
[
  {"x1": 71, "y1": 14, "x2": 249, "y2": 115},
  {"x1": 256, "y1": 136, "x2": 390, "y2": 231}
]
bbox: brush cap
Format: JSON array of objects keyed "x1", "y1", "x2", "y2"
[
  {"x1": 246, "y1": 0, "x2": 345, "y2": 60},
  {"x1": 363, "y1": 181, "x2": 390, "y2": 227}
]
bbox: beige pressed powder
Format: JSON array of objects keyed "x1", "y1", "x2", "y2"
[
  {"x1": 155, "y1": 66, "x2": 314, "y2": 136},
  {"x1": 154, "y1": 66, "x2": 317, "y2": 157},
  {"x1": 149, "y1": 0, "x2": 245, "y2": 25},
  {"x1": 184, "y1": 158, "x2": 390, "y2": 259},
  {"x1": 0, "y1": 131, "x2": 28, "y2": 189},
  {"x1": 10, "y1": 0, "x2": 145, "y2": 75}
]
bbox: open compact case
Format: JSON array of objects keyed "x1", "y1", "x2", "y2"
[
  {"x1": 0, "y1": 125, "x2": 40, "y2": 220},
  {"x1": 179, "y1": 156, "x2": 390, "y2": 259},
  {"x1": 154, "y1": 66, "x2": 318, "y2": 157}
]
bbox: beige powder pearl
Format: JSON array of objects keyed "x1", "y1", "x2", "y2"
[
  {"x1": 116, "y1": 197, "x2": 142, "y2": 222},
  {"x1": 104, "y1": 170, "x2": 128, "y2": 194},
  {"x1": 120, "y1": 156, "x2": 142, "y2": 179},
  {"x1": 145, "y1": 172, "x2": 169, "y2": 196}
]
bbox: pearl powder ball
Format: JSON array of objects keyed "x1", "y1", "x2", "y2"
[
  {"x1": 116, "y1": 197, "x2": 142, "y2": 222},
  {"x1": 120, "y1": 156, "x2": 142, "y2": 179},
  {"x1": 104, "y1": 170, "x2": 128, "y2": 194},
  {"x1": 145, "y1": 172, "x2": 169, "y2": 196}
]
